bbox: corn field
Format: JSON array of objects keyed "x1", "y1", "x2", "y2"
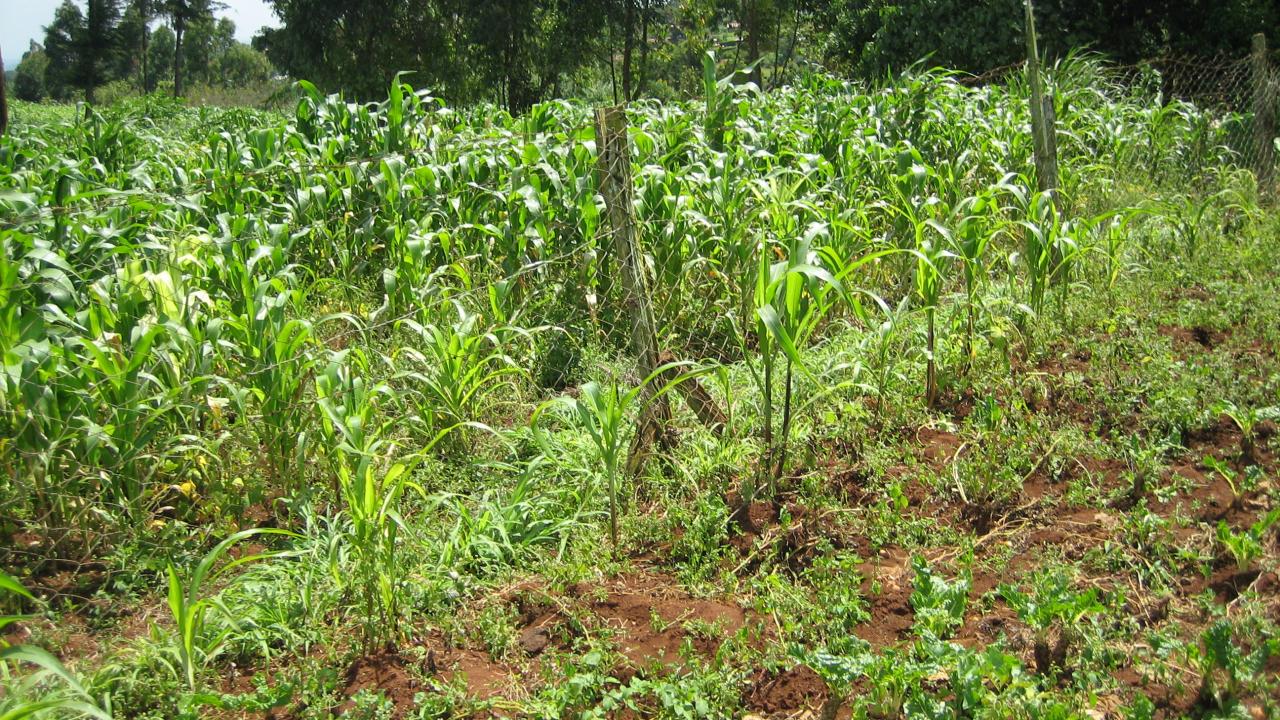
[{"x1": 2, "y1": 54, "x2": 1279, "y2": 719}]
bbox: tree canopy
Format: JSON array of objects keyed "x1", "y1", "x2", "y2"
[
  {"x1": 15, "y1": 0, "x2": 275, "y2": 102},
  {"x1": 13, "y1": 0, "x2": 1279, "y2": 107}
]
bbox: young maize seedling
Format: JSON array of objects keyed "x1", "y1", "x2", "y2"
[
  {"x1": 316, "y1": 351, "x2": 427, "y2": 649},
  {"x1": 1214, "y1": 401, "x2": 1279, "y2": 467},
  {"x1": 533, "y1": 362, "x2": 693, "y2": 551},
  {"x1": 1201, "y1": 455, "x2": 1262, "y2": 511},
  {"x1": 164, "y1": 528, "x2": 297, "y2": 691},
  {"x1": 1, "y1": 570, "x2": 111, "y2": 718}
]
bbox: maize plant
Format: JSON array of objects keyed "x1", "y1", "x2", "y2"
[
  {"x1": 394, "y1": 304, "x2": 528, "y2": 453},
  {"x1": 315, "y1": 350, "x2": 423, "y2": 649},
  {"x1": 1, "y1": 570, "x2": 111, "y2": 718},
  {"x1": 533, "y1": 362, "x2": 690, "y2": 550},
  {"x1": 162, "y1": 528, "x2": 296, "y2": 690}
]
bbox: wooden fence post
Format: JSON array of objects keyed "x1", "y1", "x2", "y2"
[
  {"x1": 1024, "y1": 0, "x2": 1057, "y2": 197},
  {"x1": 1252, "y1": 33, "x2": 1275, "y2": 191},
  {"x1": 593, "y1": 105, "x2": 673, "y2": 471},
  {"x1": 1041, "y1": 94, "x2": 1059, "y2": 192}
]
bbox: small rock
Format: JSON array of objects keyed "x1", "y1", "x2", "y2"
[{"x1": 518, "y1": 626, "x2": 551, "y2": 656}]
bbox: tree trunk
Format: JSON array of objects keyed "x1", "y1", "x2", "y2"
[
  {"x1": 744, "y1": 0, "x2": 762, "y2": 87},
  {"x1": 141, "y1": 24, "x2": 150, "y2": 92},
  {"x1": 621, "y1": 0, "x2": 634, "y2": 101},
  {"x1": 769, "y1": 0, "x2": 783, "y2": 88},
  {"x1": 174, "y1": 16, "x2": 185, "y2": 97},
  {"x1": 637, "y1": 0, "x2": 649, "y2": 99},
  {"x1": 775, "y1": 0, "x2": 801, "y2": 84},
  {"x1": 0, "y1": 46, "x2": 8, "y2": 137}
]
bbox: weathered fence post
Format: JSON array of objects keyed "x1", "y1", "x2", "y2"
[
  {"x1": 593, "y1": 105, "x2": 673, "y2": 471},
  {"x1": 1252, "y1": 33, "x2": 1275, "y2": 192},
  {"x1": 1024, "y1": 0, "x2": 1058, "y2": 197},
  {"x1": 1041, "y1": 94, "x2": 1059, "y2": 192},
  {"x1": 1025, "y1": 0, "x2": 1067, "y2": 285}
]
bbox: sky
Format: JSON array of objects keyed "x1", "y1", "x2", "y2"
[{"x1": 1, "y1": 0, "x2": 280, "y2": 69}]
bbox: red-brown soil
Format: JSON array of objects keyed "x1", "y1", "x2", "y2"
[{"x1": 744, "y1": 664, "x2": 828, "y2": 714}]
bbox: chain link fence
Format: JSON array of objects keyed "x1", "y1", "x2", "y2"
[
  {"x1": 1115, "y1": 49, "x2": 1277, "y2": 183},
  {"x1": 959, "y1": 40, "x2": 1279, "y2": 190}
]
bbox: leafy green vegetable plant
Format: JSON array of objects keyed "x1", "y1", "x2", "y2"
[
  {"x1": 788, "y1": 641, "x2": 872, "y2": 720},
  {"x1": 1189, "y1": 619, "x2": 1277, "y2": 711},
  {"x1": 909, "y1": 557, "x2": 971, "y2": 640},
  {"x1": 999, "y1": 571, "x2": 1103, "y2": 675},
  {"x1": 1215, "y1": 508, "x2": 1280, "y2": 572}
]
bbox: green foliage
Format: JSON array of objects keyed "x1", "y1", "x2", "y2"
[
  {"x1": 817, "y1": 0, "x2": 1277, "y2": 77},
  {"x1": 162, "y1": 527, "x2": 296, "y2": 690},
  {"x1": 1201, "y1": 455, "x2": 1263, "y2": 510},
  {"x1": 13, "y1": 50, "x2": 50, "y2": 102},
  {"x1": 395, "y1": 305, "x2": 525, "y2": 453},
  {"x1": 0, "y1": 571, "x2": 112, "y2": 719},
  {"x1": 438, "y1": 457, "x2": 586, "y2": 574},
  {"x1": 1214, "y1": 400, "x2": 1280, "y2": 466},
  {"x1": 1216, "y1": 509, "x2": 1280, "y2": 572},
  {"x1": 315, "y1": 351, "x2": 424, "y2": 649},
  {"x1": 999, "y1": 570, "x2": 1103, "y2": 674},
  {"x1": 909, "y1": 557, "x2": 970, "y2": 640},
  {"x1": 1190, "y1": 619, "x2": 1277, "y2": 711},
  {"x1": 534, "y1": 365, "x2": 690, "y2": 550},
  {"x1": 788, "y1": 640, "x2": 873, "y2": 719},
  {"x1": 3, "y1": 48, "x2": 1280, "y2": 720}
]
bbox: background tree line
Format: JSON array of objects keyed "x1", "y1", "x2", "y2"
[
  {"x1": 10, "y1": 0, "x2": 1279, "y2": 109},
  {"x1": 13, "y1": 0, "x2": 275, "y2": 103},
  {"x1": 257, "y1": 0, "x2": 1279, "y2": 113}
]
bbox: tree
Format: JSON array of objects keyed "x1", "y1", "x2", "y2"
[
  {"x1": 261, "y1": 0, "x2": 604, "y2": 110},
  {"x1": 181, "y1": 14, "x2": 225, "y2": 85},
  {"x1": 215, "y1": 43, "x2": 273, "y2": 87},
  {"x1": 149, "y1": 24, "x2": 175, "y2": 88},
  {"x1": 14, "y1": 46, "x2": 50, "y2": 101},
  {"x1": 741, "y1": 0, "x2": 763, "y2": 86},
  {"x1": 81, "y1": 0, "x2": 123, "y2": 103},
  {"x1": 611, "y1": 0, "x2": 661, "y2": 101},
  {"x1": 161, "y1": 0, "x2": 221, "y2": 97},
  {"x1": 43, "y1": 1, "x2": 85, "y2": 101},
  {"x1": 813, "y1": 0, "x2": 1280, "y2": 78},
  {"x1": 39, "y1": 0, "x2": 122, "y2": 103},
  {"x1": 260, "y1": 0, "x2": 467, "y2": 101},
  {"x1": 117, "y1": 0, "x2": 156, "y2": 92},
  {"x1": 460, "y1": 0, "x2": 603, "y2": 113}
]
